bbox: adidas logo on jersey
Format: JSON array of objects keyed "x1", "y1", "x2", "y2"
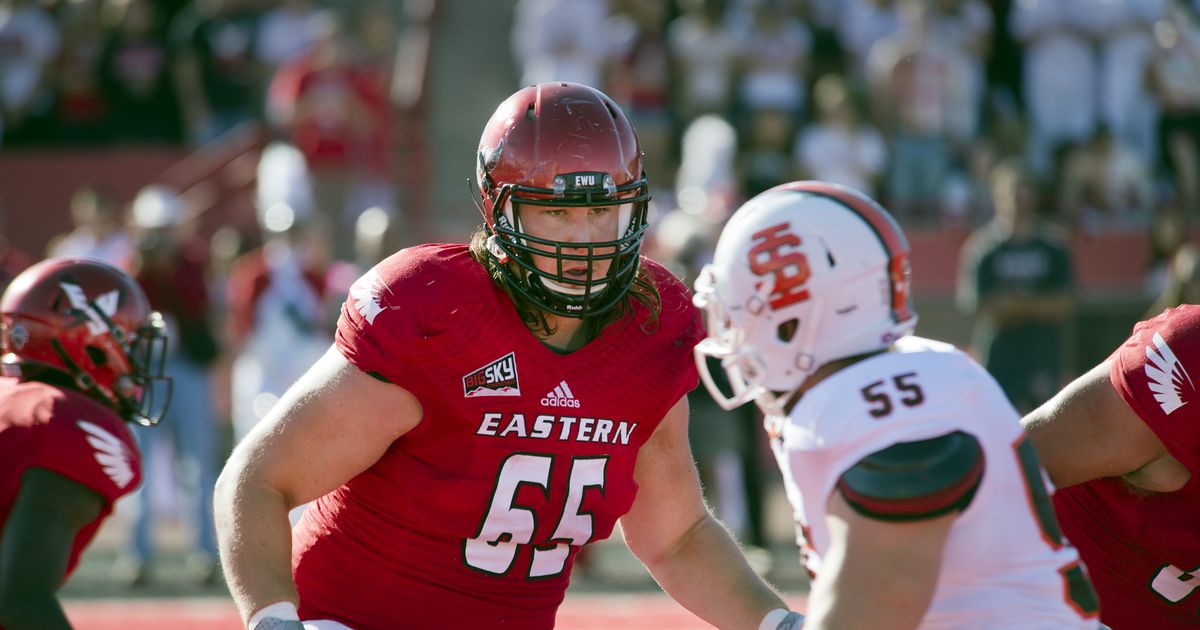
[
  {"x1": 1145, "y1": 332, "x2": 1194, "y2": 415},
  {"x1": 541, "y1": 381, "x2": 581, "y2": 408}
]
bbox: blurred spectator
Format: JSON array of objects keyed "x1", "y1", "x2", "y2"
[
  {"x1": 170, "y1": 0, "x2": 261, "y2": 146},
  {"x1": 268, "y1": 12, "x2": 394, "y2": 262},
  {"x1": 838, "y1": 0, "x2": 899, "y2": 82},
  {"x1": 729, "y1": 0, "x2": 811, "y2": 119},
  {"x1": 941, "y1": 137, "x2": 1000, "y2": 227},
  {"x1": 121, "y1": 184, "x2": 220, "y2": 585},
  {"x1": 352, "y1": 1, "x2": 400, "y2": 69},
  {"x1": 0, "y1": 202, "x2": 30, "y2": 293},
  {"x1": 1148, "y1": 1, "x2": 1200, "y2": 217},
  {"x1": 607, "y1": 0, "x2": 675, "y2": 201},
  {"x1": 53, "y1": 0, "x2": 108, "y2": 144},
  {"x1": 255, "y1": 0, "x2": 323, "y2": 71},
  {"x1": 958, "y1": 158, "x2": 1075, "y2": 413},
  {"x1": 737, "y1": 106, "x2": 795, "y2": 197},
  {"x1": 1147, "y1": 241, "x2": 1200, "y2": 317},
  {"x1": 673, "y1": 113, "x2": 739, "y2": 226},
  {"x1": 668, "y1": 0, "x2": 738, "y2": 123},
  {"x1": 1059, "y1": 124, "x2": 1155, "y2": 231},
  {"x1": 1094, "y1": 0, "x2": 1164, "y2": 163},
  {"x1": 0, "y1": 0, "x2": 60, "y2": 145},
  {"x1": 97, "y1": 0, "x2": 183, "y2": 145},
  {"x1": 46, "y1": 185, "x2": 133, "y2": 266},
  {"x1": 867, "y1": 0, "x2": 969, "y2": 222},
  {"x1": 801, "y1": 0, "x2": 848, "y2": 79},
  {"x1": 1145, "y1": 204, "x2": 1190, "y2": 296},
  {"x1": 510, "y1": 0, "x2": 609, "y2": 89},
  {"x1": 227, "y1": 142, "x2": 330, "y2": 444},
  {"x1": 932, "y1": 0, "x2": 993, "y2": 140},
  {"x1": 794, "y1": 73, "x2": 887, "y2": 197},
  {"x1": 1009, "y1": 0, "x2": 1105, "y2": 178}
]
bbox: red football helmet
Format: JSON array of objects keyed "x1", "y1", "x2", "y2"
[
  {"x1": 1, "y1": 258, "x2": 171, "y2": 425},
  {"x1": 474, "y1": 82, "x2": 651, "y2": 317}
]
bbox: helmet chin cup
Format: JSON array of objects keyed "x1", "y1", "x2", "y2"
[{"x1": 486, "y1": 234, "x2": 511, "y2": 264}]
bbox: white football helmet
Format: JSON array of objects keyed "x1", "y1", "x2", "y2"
[{"x1": 693, "y1": 181, "x2": 917, "y2": 417}]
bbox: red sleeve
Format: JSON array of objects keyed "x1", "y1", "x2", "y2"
[
  {"x1": 30, "y1": 407, "x2": 142, "y2": 504},
  {"x1": 1108, "y1": 305, "x2": 1200, "y2": 472},
  {"x1": 335, "y1": 250, "x2": 435, "y2": 392}
]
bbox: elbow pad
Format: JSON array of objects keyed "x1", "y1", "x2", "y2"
[{"x1": 836, "y1": 431, "x2": 985, "y2": 522}]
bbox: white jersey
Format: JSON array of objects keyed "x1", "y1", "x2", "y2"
[{"x1": 773, "y1": 336, "x2": 1095, "y2": 629}]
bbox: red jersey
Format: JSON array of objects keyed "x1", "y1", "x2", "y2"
[
  {"x1": 0, "y1": 377, "x2": 142, "y2": 578},
  {"x1": 1053, "y1": 305, "x2": 1200, "y2": 629},
  {"x1": 293, "y1": 244, "x2": 702, "y2": 629}
]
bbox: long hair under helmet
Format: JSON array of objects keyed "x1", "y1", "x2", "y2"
[{"x1": 474, "y1": 82, "x2": 651, "y2": 318}]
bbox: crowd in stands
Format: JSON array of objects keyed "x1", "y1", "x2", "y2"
[
  {"x1": 1, "y1": 0, "x2": 403, "y2": 260},
  {"x1": 511, "y1": 0, "x2": 1198, "y2": 237}
]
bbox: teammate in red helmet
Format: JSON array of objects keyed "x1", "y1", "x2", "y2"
[
  {"x1": 216, "y1": 83, "x2": 797, "y2": 630},
  {"x1": 0, "y1": 257, "x2": 170, "y2": 629}
]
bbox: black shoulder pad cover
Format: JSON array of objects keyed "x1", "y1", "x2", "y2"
[{"x1": 836, "y1": 431, "x2": 985, "y2": 522}]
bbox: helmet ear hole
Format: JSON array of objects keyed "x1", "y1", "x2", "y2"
[
  {"x1": 777, "y1": 318, "x2": 799, "y2": 342},
  {"x1": 85, "y1": 346, "x2": 107, "y2": 366}
]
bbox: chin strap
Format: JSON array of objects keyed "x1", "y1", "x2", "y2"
[
  {"x1": 485, "y1": 234, "x2": 510, "y2": 264},
  {"x1": 49, "y1": 338, "x2": 121, "y2": 410}
]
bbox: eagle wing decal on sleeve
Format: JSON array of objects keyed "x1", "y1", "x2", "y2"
[
  {"x1": 76, "y1": 420, "x2": 135, "y2": 489},
  {"x1": 1145, "y1": 332, "x2": 1195, "y2": 416}
]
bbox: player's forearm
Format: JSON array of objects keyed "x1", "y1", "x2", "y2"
[
  {"x1": 805, "y1": 562, "x2": 934, "y2": 630},
  {"x1": 640, "y1": 514, "x2": 787, "y2": 629},
  {"x1": 214, "y1": 466, "x2": 300, "y2": 624},
  {"x1": 805, "y1": 520, "x2": 942, "y2": 630},
  {"x1": 0, "y1": 593, "x2": 73, "y2": 630}
]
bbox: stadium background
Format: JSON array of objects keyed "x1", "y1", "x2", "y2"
[{"x1": 0, "y1": 0, "x2": 1192, "y2": 626}]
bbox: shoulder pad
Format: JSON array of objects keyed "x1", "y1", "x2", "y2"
[{"x1": 837, "y1": 431, "x2": 984, "y2": 522}]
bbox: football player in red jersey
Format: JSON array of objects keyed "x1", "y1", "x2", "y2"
[
  {"x1": 1023, "y1": 305, "x2": 1200, "y2": 629},
  {"x1": 0, "y1": 258, "x2": 171, "y2": 629},
  {"x1": 215, "y1": 82, "x2": 800, "y2": 630}
]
